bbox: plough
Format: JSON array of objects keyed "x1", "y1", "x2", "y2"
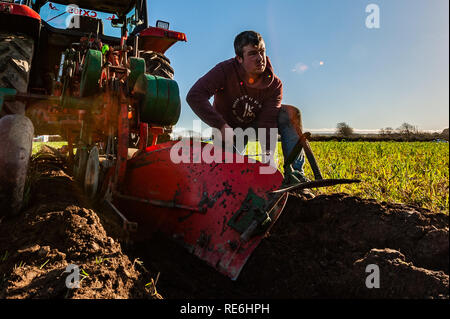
[{"x1": 0, "y1": 0, "x2": 360, "y2": 280}]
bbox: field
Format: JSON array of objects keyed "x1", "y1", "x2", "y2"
[
  {"x1": 5, "y1": 141, "x2": 445, "y2": 298},
  {"x1": 32, "y1": 141, "x2": 67, "y2": 154},
  {"x1": 247, "y1": 141, "x2": 449, "y2": 213},
  {"x1": 33, "y1": 140, "x2": 449, "y2": 213}
]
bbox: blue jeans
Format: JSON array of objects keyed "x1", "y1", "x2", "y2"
[{"x1": 277, "y1": 105, "x2": 305, "y2": 173}]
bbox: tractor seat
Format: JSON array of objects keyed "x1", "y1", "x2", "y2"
[{"x1": 78, "y1": 16, "x2": 104, "y2": 37}]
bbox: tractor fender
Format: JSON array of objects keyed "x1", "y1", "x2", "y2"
[
  {"x1": 136, "y1": 27, "x2": 186, "y2": 54},
  {"x1": 0, "y1": 3, "x2": 41, "y2": 40}
]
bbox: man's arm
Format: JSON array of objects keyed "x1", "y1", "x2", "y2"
[{"x1": 186, "y1": 63, "x2": 227, "y2": 130}]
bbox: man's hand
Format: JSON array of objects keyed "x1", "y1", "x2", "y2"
[{"x1": 220, "y1": 123, "x2": 234, "y2": 149}]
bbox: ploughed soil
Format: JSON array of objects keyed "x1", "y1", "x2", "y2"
[
  {"x1": 0, "y1": 146, "x2": 448, "y2": 299},
  {"x1": 0, "y1": 146, "x2": 160, "y2": 299}
]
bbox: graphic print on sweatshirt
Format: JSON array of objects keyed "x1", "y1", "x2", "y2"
[{"x1": 231, "y1": 95, "x2": 263, "y2": 124}]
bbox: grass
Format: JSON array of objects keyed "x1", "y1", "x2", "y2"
[
  {"x1": 39, "y1": 259, "x2": 50, "y2": 270},
  {"x1": 1, "y1": 251, "x2": 8, "y2": 262},
  {"x1": 80, "y1": 268, "x2": 90, "y2": 283},
  {"x1": 31, "y1": 140, "x2": 449, "y2": 213},
  {"x1": 32, "y1": 141, "x2": 67, "y2": 155},
  {"x1": 247, "y1": 141, "x2": 449, "y2": 213},
  {"x1": 13, "y1": 261, "x2": 26, "y2": 271},
  {"x1": 95, "y1": 256, "x2": 109, "y2": 265}
]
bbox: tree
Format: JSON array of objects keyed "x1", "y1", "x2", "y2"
[
  {"x1": 441, "y1": 128, "x2": 449, "y2": 141},
  {"x1": 384, "y1": 127, "x2": 394, "y2": 135},
  {"x1": 379, "y1": 127, "x2": 394, "y2": 135},
  {"x1": 398, "y1": 123, "x2": 418, "y2": 135},
  {"x1": 336, "y1": 122, "x2": 354, "y2": 137}
]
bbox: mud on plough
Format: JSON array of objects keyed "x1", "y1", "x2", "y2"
[{"x1": 0, "y1": 1, "x2": 360, "y2": 281}]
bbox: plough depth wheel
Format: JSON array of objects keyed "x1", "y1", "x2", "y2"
[
  {"x1": 73, "y1": 147, "x2": 88, "y2": 184},
  {"x1": 84, "y1": 146, "x2": 100, "y2": 199},
  {"x1": 0, "y1": 114, "x2": 33, "y2": 216}
]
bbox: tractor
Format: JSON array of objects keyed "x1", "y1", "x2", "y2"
[
  {"x1": 0, "y1": 0, "x2": 359, "y2": 280},
  {"x1": 0, "y1": 0, "x2": 186, "y2": 213}
]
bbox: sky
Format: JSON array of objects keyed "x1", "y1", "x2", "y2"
[{"x1": 41, "y1": 0, "x2": 449, "y2": 134}]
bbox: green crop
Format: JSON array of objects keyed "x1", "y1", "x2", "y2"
[
  {"x1": 32, "y1": 140, "x2": 448, "y2": 213},
  {"x1": 248, "y1": 141, "x2": 448, "y2": 214},
  {"x1": 305, "y1": 141, "x2": 448, "y2": 213},
  {"x1": 32, "y1": 141, "x2": 67, "y2": 154},
  {"x1": 246, "y1": 141, "x2": 448, "y2": 213}
]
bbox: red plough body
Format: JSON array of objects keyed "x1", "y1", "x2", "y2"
[{"x1": 112, "y1": 140, "x2": 285, "y2": 280}]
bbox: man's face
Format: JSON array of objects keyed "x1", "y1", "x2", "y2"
[{"x1": 237, "y1": 41, "x2": 266, "y2": 77}]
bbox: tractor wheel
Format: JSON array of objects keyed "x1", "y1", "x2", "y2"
[
  {"x1": 73, "y1": 147, "x2": 89, "y2": 184},
  {"x1": 84, "y1": 146, "x2": 100, "y2": 199},
  {"x1": 0, "y1": 32, "x2": 34, "y2": 217},
  {"x1": 0, "y1": 31, "x2": 34, "y2": 116},
  {"x1": 0, "y1": 115, "x2": 34, "y2": 216},
  {"x1": 140, "y1": 51, "x2": 174, "y2": 79}
]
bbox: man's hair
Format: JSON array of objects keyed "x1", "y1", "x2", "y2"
[{"x1": 234, "y1": 31, "x2": 264, "y2": 58}]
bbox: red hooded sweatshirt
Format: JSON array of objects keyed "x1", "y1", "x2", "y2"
[{"x1": 186, "y1": 57, "x2": 282, "y2": 145}]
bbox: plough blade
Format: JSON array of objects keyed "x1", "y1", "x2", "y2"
[{"x1": 272, "y1": 178, "x2": 361, "y2": 194}]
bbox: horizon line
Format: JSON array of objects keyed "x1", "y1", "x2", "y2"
[{"x1": 171, "y1": 127, "x2": 447, "y2": 136}]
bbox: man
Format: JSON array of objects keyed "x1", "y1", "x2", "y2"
[{"x1": 186, "y1": 30, "x2": 308, "y2": 187}]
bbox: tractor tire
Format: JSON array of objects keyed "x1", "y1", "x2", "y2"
[
  {"x1": 0, "y1": 32, "x2": 34, "y2": 217},
  {"x1": 0, "y1": 114, "x2": 34, "y2": 216},
  {"x1": 140, "y1": 51, "x2": 174, "y2": 79},
  {"x1": 84, "y1": 146, "x2": 100, "y2": 199},
  {"x1": 0, "y1": 31, "x2": 34, "y2": 116},
  {"x1": 73, "y1": 147, "x2": 89, "y2": 184}
]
